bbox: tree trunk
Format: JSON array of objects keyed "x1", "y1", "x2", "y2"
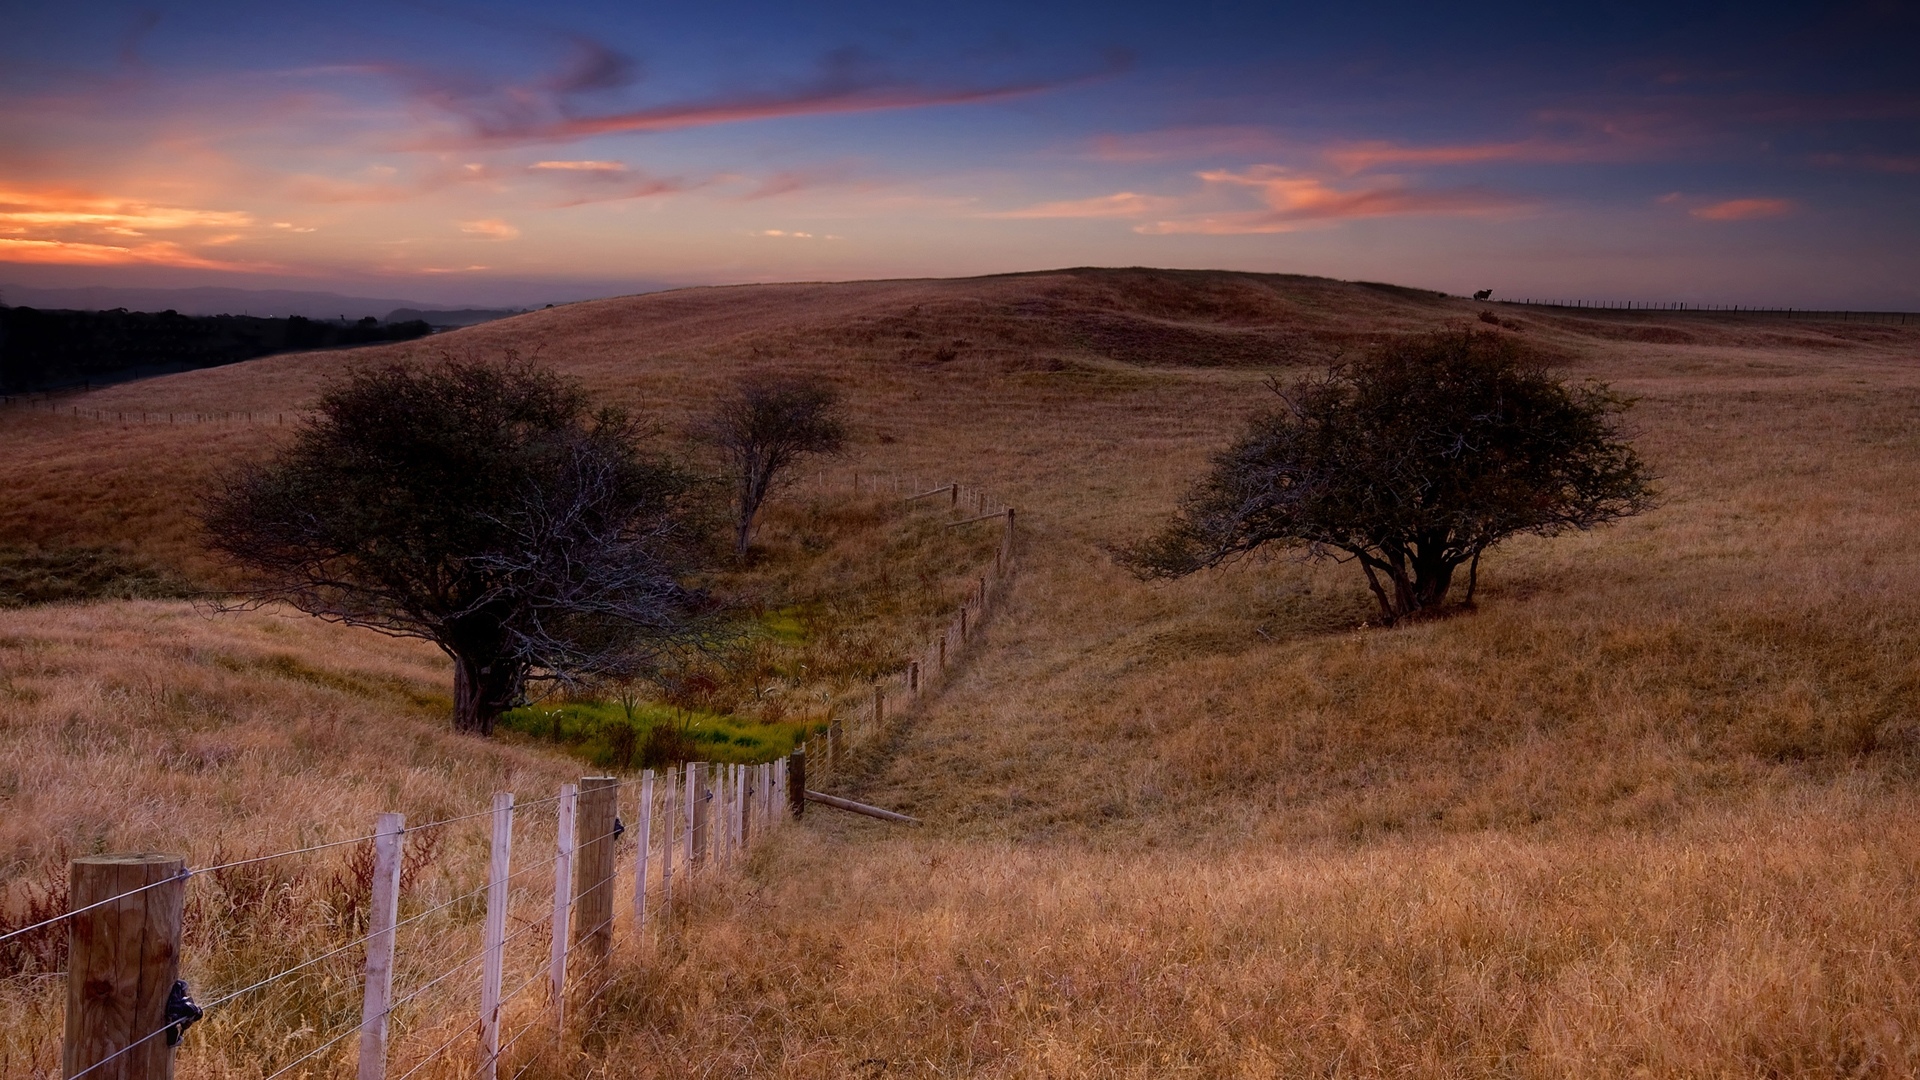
[{"x1": 452, "y1": 653, "x2": 524, "y2": 736}]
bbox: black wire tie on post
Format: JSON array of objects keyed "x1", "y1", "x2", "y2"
[{"x1": 165, "y1": 979, "x2": 204, "y2": 1046}]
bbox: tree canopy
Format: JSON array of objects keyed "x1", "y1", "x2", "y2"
[
  {"x1": 697, "y1": 374, "x2": 847, "y2": 557},
  {"x1": 202, "y1": 357, "x2": 712, "y2": 734},
  {"x1": 1125, "y1": 330, "x2": 1655, "y2": 623}
]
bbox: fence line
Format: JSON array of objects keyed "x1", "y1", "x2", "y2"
[
  {"x1": 1489, "y1": 299, "x2": 1916, "y2": 324},
  {"x1": 11, "y1": 470, "x2": 1017, "y2": 1078}
]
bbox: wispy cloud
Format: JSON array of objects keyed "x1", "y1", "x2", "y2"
[
  {"x1": 460, "y1": 218, "x2": 521, "y2": 239},
  {"x1": 531, "y1": 160, "x2": 627, "y2": 172},
  {"x1": 993, "y1": 167, "x2": 1525, "y2": 235},
  {"x1": 1690, "y1": 197, "x2": 1793, "y2": 221},
  {"x1": 0, "y1": 237, "x2": 262, "y2": 270},
  {"x1": 0, "y1": 187, "x2": 267, "y2": 269},
  {"x1": 986, "y1": 192, "x2": 1181, "y2": 219},
  {"x1": 397, "y1": 41, "x2": 1126, "y2": 147}
]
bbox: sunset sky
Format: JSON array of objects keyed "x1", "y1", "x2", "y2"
[{"x1": 2, "y1": 1, "x2": 1916, "y2": 307}]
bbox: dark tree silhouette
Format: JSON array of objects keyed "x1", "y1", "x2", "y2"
[
  {"x1": 698, "y1": 374, "x2": 847, "y2": 556},
  {"x1": 202, "y1": 358, "x2": 711, "y2": 734},
  {"x1": 1125, "y1": 330, "x2": 1655, "y2": 623}
]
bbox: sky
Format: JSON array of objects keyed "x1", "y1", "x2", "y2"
[{"x1": 1, "y1": 1, "x2": 1916, "y2": 308}]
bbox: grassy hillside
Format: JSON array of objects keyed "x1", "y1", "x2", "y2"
[{"x1": 4, "y1": 267, "x2": 1919, "y2": 1076}]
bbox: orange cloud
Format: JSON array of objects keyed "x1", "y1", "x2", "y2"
[
  {"x1": 0, "y1": 237, "x2": 260, "y2": 270},
  {"x1": 531, "y1": 160, "x2": 627, "y2": 171},
  {"x1": 1690, "y1": 197, "x2": 1793, "y2": 221},
  {"x1": 459, "y1": 218, "x2": 521, "y2": 239},
  {"x1": 986, "y1": 192, "x2": 1181, "y2": 219},
  {"x1": 0, "y1": 189, "x2": 252, "y2": 234},
  {"x1": 1321, "y1": 139, "x2": 1587, "y2": 173},
  {"x1": 1133, "y1": 167, "x2": 1524, "y2": 234}
]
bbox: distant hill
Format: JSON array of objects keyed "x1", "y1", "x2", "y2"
[
  {"x1": 385, "y1": 307, "x2": 536, "y2": 328},
  {"x1": 0, "y1": 283, "x2": 449, "y2": 321}
]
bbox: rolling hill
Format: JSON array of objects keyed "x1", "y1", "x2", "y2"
[{"x1": 5, "y1": 266, "x2": 1920, "y2": 1076}]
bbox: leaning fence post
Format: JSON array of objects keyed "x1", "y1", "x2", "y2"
[
  {"x1": 634, "y1": 771, "x2": 654, "y2": 927},
  {"x1": 549, "y1": 783, "x2": 578, "y2": 1031},
  {"x1": 479, "y1": 793, "x2": 515, "y2": 1080},
  {"x1": 573, "y1": 777, "x2": 618, "y2": 966},
  {"x1": 356, "y1": 813, "x2": 406, "y2": 1080},
  {"x1": 63, "y1": 854, "x2": 187, "y2": 1080}
]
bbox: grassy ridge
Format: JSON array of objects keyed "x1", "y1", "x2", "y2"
[{"x1": 4, "y1": 268, "x2": 1919, "y2": 1075}]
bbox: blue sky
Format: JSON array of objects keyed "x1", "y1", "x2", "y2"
[{"x1": 1, "y1": 0, "x2": 1915, "y2": 306}]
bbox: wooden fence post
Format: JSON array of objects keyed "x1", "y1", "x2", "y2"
[
  {"x1": 634, "y1": 771, "x2": 654, "y2": 928},
  {"x1": 661, "y1": 771, "x2": 676, "y2": 925},
  {"x1": 62, "y1": 854, "x2": 186, "y2": 1080},
  {"x1": 938, "y1": 634, "x2": 947, "y2": 672},
  {"x1": 573, "y1": 777, "x2": 618, "y2": 966},
  {"x1": 733, "y1": 760, "x2": 748, "y2": 845},
  {"x1": 959, "y1": 606, "x2": 968, "y2": 643},
  {"x1": 789, "y1": 748, "x2": 807, "y2": 819},
  {"x1": 549, "y1": 783, "x2": 577, "y2": 1031},
  {"x1": 479, "y1": 793, "x2": 514, "y2": 1080},
  {"x1": 908, "y1": 660, "x2": 920, "y2": 695},
  {"x1": 873, "y1": 684, "x2": 885, "y2": 731},
  {"x1": 357, "y1": 812, "x2": 406, "y2": 1080},
  {"x1": 690, "y1": 763, "x2": 709, "y2": 870},
  {"x1": 950, "y1": 483, "x2": 959, "y2": 508}
]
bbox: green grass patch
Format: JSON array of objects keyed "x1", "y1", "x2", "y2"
[
  {"x1": 499, "y1": 697, "x2": 823, "y2": 770},
  {"x1": 0, "y1": 546, "x2": 195, "y2": 607}
]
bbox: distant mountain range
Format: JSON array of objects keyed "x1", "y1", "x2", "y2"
[{"x1": 0, "y1": 282, "x2": 668, "y2": 324}]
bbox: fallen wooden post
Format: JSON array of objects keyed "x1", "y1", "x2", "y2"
[
  {"x1": 803, "y1": 791, "x2": 921, "y2": 826},
  {"x1": 944, "y1": 510, "x2": 1009, "y2": 528}
]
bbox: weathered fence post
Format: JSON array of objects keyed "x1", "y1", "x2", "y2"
[
  {"x1": 573, "y1": 777, "x2": 618, "y2": 966},
  {"x1": 661, "y1": 771, "x2": 676, "y2": 925},
  {"x1": 789, "y1": 748, "x2": 807, "y2": 819},
  {"x1": 908, "y1": 660, "x2": 920, "y2": 695},
  {"x1": 63, "y1": 854, "x2": 187, "y2": 1080},
  {"x1": 938, "y1": 634, "x2": 947, "y2": 672},
  {"x1": 634, "y1": 771, "x2": 654, "y2": 928},
  {"x1": 357, "y1": 812, "x2": 406, "y2": 1080},
  {"x1": 549, "y1": 783, "x2": 577, "y2": 1031},
  {"x1": 479, "y1": 793, "x2": 514, "y2": 1080},
  {"x1": 690, "y1": 763, "x2": 709, "y2": 870},
  {"x1": 873, "y1": 684, "x2": 885, "y2": 732},
  {"x1": 959, "y1": 606, "x2": 968, "y2": 643}
]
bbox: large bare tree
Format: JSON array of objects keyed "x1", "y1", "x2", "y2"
[
  {"x1": 202, "y1": 357, "x2": 712, "y2": 734},
  {"x1": 1125, "y1": 330, "x2": 1655, "y2": 623},
  {"x1": 698, "y1": 374, "x2": 847, "y2": 556}
]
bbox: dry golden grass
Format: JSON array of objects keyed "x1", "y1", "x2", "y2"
[{"x1": 4, "y1": 268, "x2": 1920, "y2": 1076}]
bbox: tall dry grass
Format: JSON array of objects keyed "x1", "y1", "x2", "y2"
[{"x1": 3, "y1": 268, "x2": 1919, "y2": 1075}]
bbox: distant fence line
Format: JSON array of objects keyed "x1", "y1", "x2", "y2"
[
  {"x1": 1490, "y1": 299, "x2": 1916, "y2": 324},
  {"x1": 0, "y1": 471, "x2": 1017, "y2": 1079},
  {"x1": 0, "y1": 395, "x2": 303, "y2": 425}
]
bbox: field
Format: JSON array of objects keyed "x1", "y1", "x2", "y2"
[{"x1": 4, "y1": 267, "x2": 1920, "y2": 1077}]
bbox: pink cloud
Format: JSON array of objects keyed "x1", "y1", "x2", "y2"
[
  {"x1": 531, "y1": 160, "x2": 627, "y2": 172},
  {"x1": 0, "y1": 236, "x2": 264, "y2": 270},
  {"x1": 1134, "y1": 167, "x2": 1525, "y2": 234},
  {"x1": 1689, "y1": 197, "x2": 1794, "y2": 221},
  {"x1": 986, "y1": 192, "x2": 1181, "y2": 219}
]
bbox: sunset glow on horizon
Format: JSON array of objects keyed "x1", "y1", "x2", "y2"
[{"x1": 2, "y1": 1, "x2": 1916, "y2": 308}]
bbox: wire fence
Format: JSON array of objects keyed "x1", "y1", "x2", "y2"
[
  {"x1": 1488, "y1": 299, "x2": 1917, "y2": 324},
  {"x1": 0, "y1": 471, "x2": 1017, "y2": 1079}
]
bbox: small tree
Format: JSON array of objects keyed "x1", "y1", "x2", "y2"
[
  {"x1": 699, "y1": 374, "x2": 847, "y2": 556},
  {"x1": 1125, "y1": 330, "x2": 1654, "y2": 623},
  {"x1": 202, "y1": 357, "x2": 711, "y2": 734}
]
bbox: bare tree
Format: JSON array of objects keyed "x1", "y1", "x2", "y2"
[
  {"x1": 698, "y1": 374, "x2": 847, "y2": 556},
  {"x1": 1124, "y1": 330, "x2": 1655, "y2": 623},
  {"x1": 201, "y1": 357, "x2": 714, "y2": 734}
]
